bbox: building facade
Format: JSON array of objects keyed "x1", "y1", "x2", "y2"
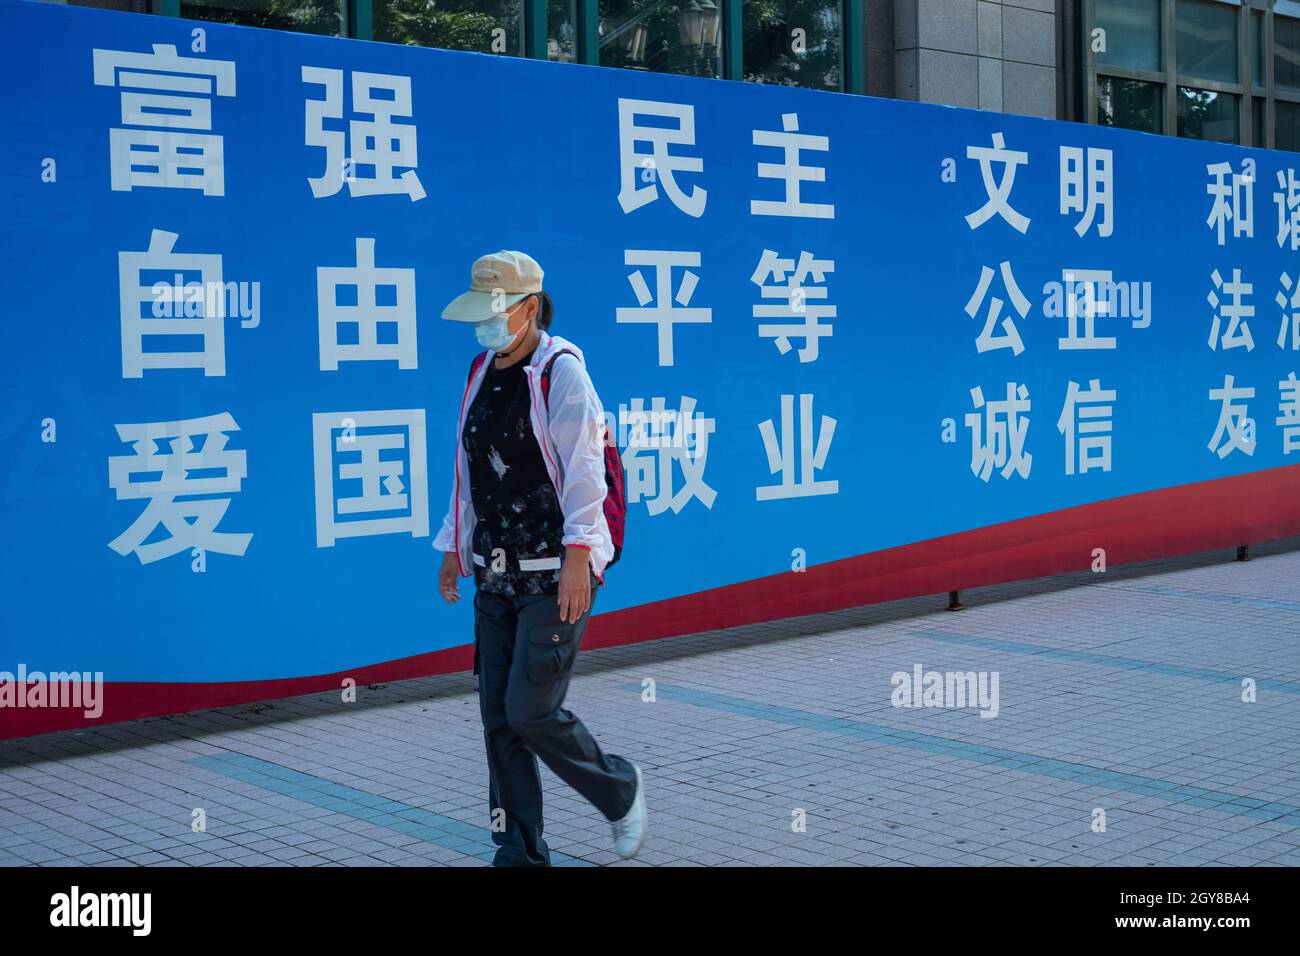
[{"x1": 35, "y1": 0, "x2": 1300, "y2": 148}]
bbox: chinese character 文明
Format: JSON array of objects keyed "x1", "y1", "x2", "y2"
[
  {"x1": 1060, "y1": 145, "x2": 1113, "y2": 238},
  {"x1": 966, "y1": 132, "x2": 1030, "y2": 233}
]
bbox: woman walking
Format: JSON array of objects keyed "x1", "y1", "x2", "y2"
[{"x1": 434, "y1": 250, "x2": 647, "y2": 867}]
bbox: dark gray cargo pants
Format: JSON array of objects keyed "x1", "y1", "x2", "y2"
[{"x1": 473, "y1": 572, "x2": 638, "y2": 867}]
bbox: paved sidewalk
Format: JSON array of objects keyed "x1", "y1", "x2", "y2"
[{"x1": 3, "y1": 540, "x2": 1300, "y2": 867}]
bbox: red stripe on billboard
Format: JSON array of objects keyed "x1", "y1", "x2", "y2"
[{"x1": 5, "y1": 462, "x2": 1298, "y2": 739}]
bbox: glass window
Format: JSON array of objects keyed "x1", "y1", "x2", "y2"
[
  {"x1": 1277, "y1": 15, "x2": 1300, "y2": 93},
  {"x1": 1095, "y1": 0, "x2": 1161, "y2": 72},
  {"x1": 599, "y1": 0, "x2": 723, "y2": 78},
  {"x1": 179, "y1": 0, "x2": 341, "y2": 34},
  {"x1": 548, "y1": 0, "x2": 578, "y2": 62},
  {"x1": 1252, "y1": 96, "x2": 1266, "y2": 148},
  {"x1": 373, "y1": 0, "x2": 523, "y2": 55},
  {"x1": 1175, "y1": 0, "x2": 1238, "y2": 84},
  {"x1": 1097, "y1": 75, "x2": 1164, "y2": 133},
  {"x1": 1252, "y1": 9, "x2": 1264, "y2": 89},
  {"x1": 1176, "y1": 86, "x2": 1238, "y2": 143},
  {"x1": 1277, "y1": 99, "x2": 1300, "y2": 152},
  {"x1": 742, "y1": 0, "x2": 842, "y2": 92},
  {"x1": 38, "y1": 0, "x2": 150, "y2": 11}
]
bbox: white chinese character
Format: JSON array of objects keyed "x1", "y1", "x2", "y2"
[
  {"x1": 92, "y1": 44, "x2": 236, "y2": 195},
  {"x1": 621, "y1": 396, "x2": 716, "y2": 513},
  {"x1": 966, "y1": 132, "x2": 1030, "y2": 233},
  {"x1": 616, "y1": 98, "x2": 706, "y2": 217},
  {"x1": 965, "y1": 383, "x2": 1032, "y2": 481},
  {"x1": 1208, "y1": 375, "x2": 1256, "y2": 458},
  {"x1": 756, "y1": 393, "x2": 837, "y2": 500},
  {"x1": 303, "y1": 67, "x2": 426, "y2": 201},
  {"x1": 1056, "y1": 379, "x2": 1116, "y2": 475},
  {"x1": 751, "y1": 113, "x2": 834, "y2": 219},
  {"x1": 108, "y1": 412, "x2": 251, "y2": 563},
  {"x1": 965, "y1": 261, "x2": 1030, "y2": 355},
  {"x1": 1279, "y1": 373, "x2": 1300, "y2": 454},
  {"x1": 1206, "y1": 161, "x2": 1254, "y2": 245},
  {"x1": 616, "y1": 249, "x2": 711, "y2": 366},
  {"x1": 118, "y1": 229, "x2": 226, "y2": 378},
  {"x1": 1275, "y1": 168, "x2": 1300, "y2": 250},
  {"x1": 751, "y1": 249, "x2": 835, "y2": 362},
  {"x1": 1208, "y1": 268, "x2": 1255, "y2": 351},
  {"x1": 1276, "y1": 272, "x2": 1300, "y2": 350},
  {"x1": 312, "y1": 409, "x2": 429, "y2": 547},
  {"x1": 1060, "y1": 146, "x2": 1113, "y2": 237},
  {"x1": 317, "y1": 238, "x2": 418, "y2": 370},
  {"x1": 1058, "y1": 269, "x2": 1118, "y2": 350}
]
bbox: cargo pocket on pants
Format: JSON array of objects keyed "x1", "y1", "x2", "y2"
[{"x1": 525, "y1": 621, "x2": 578, "y2": 684}]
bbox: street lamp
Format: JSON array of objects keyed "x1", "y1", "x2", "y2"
[
  {"x1": 699, "y1": 0, "x2": 720, "y2": 50},
  {"x1": 678, "y1": 0, "x2": 705, "y2": 49},
  {"x1": 624, "y1": 21, "x2": 648, "y2": 63}
]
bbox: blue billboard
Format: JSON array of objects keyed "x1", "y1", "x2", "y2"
[{"x1": 2, "y1": 0, "x2": 1298, "y2": 735}]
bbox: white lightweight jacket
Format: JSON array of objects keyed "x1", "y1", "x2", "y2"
[{"x1": 433, "y1": 330, "x2": 615, "y2": 585}]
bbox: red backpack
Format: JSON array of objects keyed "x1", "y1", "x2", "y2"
[{"x1": 465, "y1": 348, "x2": 626, "y2": 570}]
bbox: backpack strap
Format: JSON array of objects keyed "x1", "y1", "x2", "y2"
[
  {"x1": 539, "y1": 349, "x2": 579, "y2": 411},
  {"x1": 467, "y1": 350, "x2": 489, "y2": 386}
]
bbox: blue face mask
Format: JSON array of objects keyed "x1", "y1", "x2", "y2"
[{"x1": 475, "y1": 300, "x2": 530, "y2": 351}]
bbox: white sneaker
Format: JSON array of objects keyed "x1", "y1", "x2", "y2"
[{"x1": 611, "y1": 763, "x2": 647, "y2": 859}]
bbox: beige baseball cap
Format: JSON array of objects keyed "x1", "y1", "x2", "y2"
[{"x1": 441, "y1": 250, "x2": 544, "y2": 323}]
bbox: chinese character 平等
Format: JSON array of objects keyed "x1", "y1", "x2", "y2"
[
  {"x1": 616, "y1": 249, "x2": 711, "y2": 366},
  {"x1": 751, "y1": 248, "x2": 835, "y2": 362}
]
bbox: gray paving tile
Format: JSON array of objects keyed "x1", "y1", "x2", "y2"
[{"x1": 3, "y1": 540, "x2": 1300, "y2": 866}]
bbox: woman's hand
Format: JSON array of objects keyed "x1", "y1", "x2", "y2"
[
  {"x1": 438, "y1": 551, "x2": 461, "y2": 603},
  {"x1": 557, "y1": 546, "x2": 592, "y2": 623}
]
